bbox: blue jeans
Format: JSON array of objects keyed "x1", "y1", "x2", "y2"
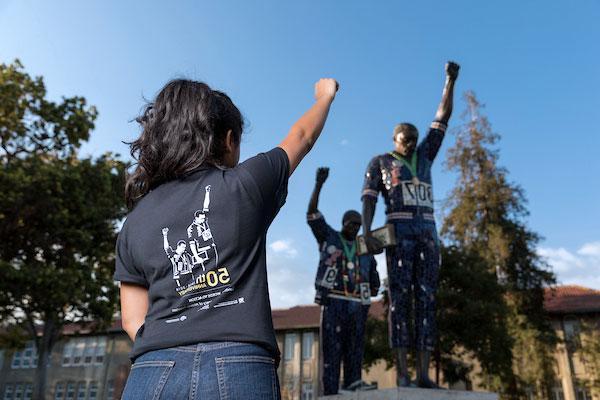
[{"x1": 121, "y1": 341, "x2": 281, "y2": 400}]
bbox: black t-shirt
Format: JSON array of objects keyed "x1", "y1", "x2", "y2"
[{"x1": 113, "y1": 147, "x2": 289, "y2": 363}]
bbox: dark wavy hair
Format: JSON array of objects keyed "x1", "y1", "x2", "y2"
[{"x1": 125, "y1": 79, "x2": 243, "y2": 209}]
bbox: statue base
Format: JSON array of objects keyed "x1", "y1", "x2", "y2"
[{"x1": 319, "y1": 387, "x2": 498, "y2": 400}]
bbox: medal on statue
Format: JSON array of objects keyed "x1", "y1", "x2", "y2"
[{"x1": 338, "y1": 234, "x2": 357, "y2": 295}]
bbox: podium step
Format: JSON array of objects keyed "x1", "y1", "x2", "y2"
[{"x1": 319, "y1": 387, "x2": 498, "y2": 400}]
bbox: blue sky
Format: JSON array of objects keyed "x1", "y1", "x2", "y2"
[{"x1": 1, "y1": 1, "x2": 598, "y2": 306}]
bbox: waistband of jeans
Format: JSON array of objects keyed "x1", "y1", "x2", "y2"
[{"x1": 171, "y1": 341, "x2": 249, "y2": 353}]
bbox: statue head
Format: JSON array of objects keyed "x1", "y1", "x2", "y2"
[
  {"x1": 341, "y1": 210, "x2": 362, "y2": 241},
  {"x1": 393, "y1": 123, "x2": 418, "y2": 157}
]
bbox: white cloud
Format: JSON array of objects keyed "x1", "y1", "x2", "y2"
[
  {"x1": 538, "y1": 241, "x2": 600, "y2": 289},
  {"x1": 267, "y1": 238, "x2": 314, "y2": 308},
  {"x1": 266, "y1": 247, "x2": 315, "y2": 309},
  {"x1": 538, "y1": 247, "x2": 583, "y2": 272},
  {"x1": 269, "y1": 239, "x2": 298, "y2": 258},
  {"x1": 578, "y1": 241, "x2": 600, "y2": 258}
]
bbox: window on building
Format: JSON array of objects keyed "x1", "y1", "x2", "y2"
[
  {"x1": 11, "y1": 342, "x2": 37, "y2": 369},
  {"x1": 302, "y1": 332, "x2": 313, "y2": 360},
  {"x1": 14, "y1": 383, "x2": 23, "y2": 400},
  {"x1": 84, "y1": 337, "x2": 96, "y2": 364},
  {"x1": 11, "y1": 350, "x2": 21, "y2": 369},
  {"x1": 88, "y1": 382, "x2": 98, "y2": 400},
  {"x1": 95, "y1": 337, "x2": 107, "y2": 364},
  {"x1": 23, "y1": 384, "x2": 32, "y2": 400},
  {"x1": 564, "y1": 319, "x2": 581, "y2": 349},
  {"x1": 105, "y1": 380, "x2": 114, "y2": 400},
  {"x1": 65, "y1": 382, "x2": 75, "y2": 400},
  {"x1": 22, "y1": 343, "x2": 36, "y2": 368},
  {"x1": 0, "y1": 350, "x2": 5, "y2": 369},
  {"x1": 76, "y1": 382, "x2": 86, "y2": 400},
  {"x1": 552, "y1": 386, "x2": 565, "y2": 400},
  {"x1": 62, "y1": 341, "x2": 74, "y2": 366},
  {"x1": 284, "y1": 333, "x2": 297, "y2": 361},
  {"x1": 3, "y1": 384, "x2": 14, "y2": 400},
  {"x1": 576, "y1": 387, "x2": 592, "y2": 400},
  {"x1": 301, "y1": 383, "x2": 313, "y2": 400},
  {"x1": 54, "y1": 382, "x2": 65, "y2": 400},
  {"x1": 72, "y1": 340, "x2": 85, "y2": 366},
  {"x1": 524, "y1": 386, "x2": 535, "y2": 400},
  {"x1": 63, "y1": 337, "x2": 108, "y2": 367}
]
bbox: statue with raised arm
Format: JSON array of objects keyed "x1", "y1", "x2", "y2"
[
  {"x1": 361, "y1": 62, "x2": 459, "y2": 389},
  {"x1": 307, "y1": 167, "x2": 380, "y2": 395}
]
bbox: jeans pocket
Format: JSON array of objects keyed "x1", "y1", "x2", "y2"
[
  {"x1": 215, "y1": 355, "x2": 278, "y2": 400},
  {"x1": 122, "y1": 360, "x2": 175, "y2": 400}
]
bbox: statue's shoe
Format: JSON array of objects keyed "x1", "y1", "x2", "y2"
[
  {"x1": 417, "y1": 378, "x2": 445, "y2": 390},
  {"x1": 340, "y1": 380, "x2": 378, "y2": 392},
  {"x1": 397, "y1": 375, "x2": 414, "y2": 388}
]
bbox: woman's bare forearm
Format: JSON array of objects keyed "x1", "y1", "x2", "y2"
[{"x1": 279, "y1": 79, "x2": 338, "y2": 175}]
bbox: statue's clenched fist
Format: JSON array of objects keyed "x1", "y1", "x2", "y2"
[
  {"x1": 316, "y1": 167, "x2": 329, "y2": 185},
  {"x1": 446, "y1": 61, "x2": 460, "y2": 81}
]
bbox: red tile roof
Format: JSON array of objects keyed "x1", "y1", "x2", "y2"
[
  {"x1": 271, "y1": 300, "x2": 387, "y2": 330},
  {"x1": 544, "y1": 285, "x2": 600, "y2": 314}
]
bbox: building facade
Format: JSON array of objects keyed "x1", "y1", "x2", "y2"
[{"x1": 0, "y1": 285, "x2": 598, "y2": 400}]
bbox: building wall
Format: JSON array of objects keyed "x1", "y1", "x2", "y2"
[
  {"x1": 277, "y1": 329, "x2": 319, "y2": 400},
  {"x1": 0, "y1": 333, "x2": 130, "y2": 400},
  {"x1": 1, "y1": 313, "x2": 598, "y2": 400}
]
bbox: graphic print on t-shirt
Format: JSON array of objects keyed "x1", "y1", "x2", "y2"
[
  {"x1": 160, "y1": 185, "x2": 237, "y2": 320},
  {"x1": 161, "y1": 185, "x2": 221, "y2": 288},
  {"x1": 186, "y1": 185, "x2": 219, "y2": 272},
  {"x1": 161, "y1": 228, "x2": 194, "y2": 285}
]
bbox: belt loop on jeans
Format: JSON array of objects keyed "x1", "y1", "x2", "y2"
[{"x1": 386, "y1": 211, "x2": 413, "y2": 221}]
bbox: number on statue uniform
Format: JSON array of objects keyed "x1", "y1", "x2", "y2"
[{"x1": 320, "y1": 266, "x2": 338, "y2": 289}]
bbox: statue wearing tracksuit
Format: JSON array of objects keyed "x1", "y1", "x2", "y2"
[
  {"x1": 361, "y1": 62, "x2": 459, "y2": 388},
  {"x1": 307, "y1": 167, "x2": 380, "y2": 395}
]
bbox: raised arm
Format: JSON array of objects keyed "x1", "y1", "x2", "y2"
[
  {"x1": 162, "y1": 228, "x2": 170, "y2": 252},
  {"x1": 307, "y1": 167, "x2": 329, "y2": 214},
  {"x1": 279, "y1": 79, "x2": 338, "y2": 175},
  {"x1": 433, "y1": 62, "x2": 460, "y2": 125}
]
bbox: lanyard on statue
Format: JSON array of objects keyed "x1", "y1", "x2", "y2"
[
  {"x1": 338, "y1": 234, "x2": 357, "y2": 271},
  {"x1": 389, "y1": 150, "x2": 419, "y2": 185},
  {"x1": 338, "y1": 233, "x2": 360, "y2": 296}
]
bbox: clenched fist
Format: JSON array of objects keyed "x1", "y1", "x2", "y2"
[
  {"x1": 314, "y1": 78, "x2": 339, "y2": 101},
  {"x1": 446, "y1": 61, "x2": 460, "y2": 81},
  {"x1": 316, "y1": 167, "x2": 329, "y2": 185}
]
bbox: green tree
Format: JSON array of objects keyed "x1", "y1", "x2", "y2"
[
  {"x1": 0, "y1": 60, "x2": 127, "y2": 399},
  {"x1": 435, "y1": 245, "x2": 514, "y2": 389},
  {"x1": 363, "y1": 283, "x2": 395, "y2": 371},
  {"x1": 442, "y1": 91, "x2": 557, "y2": 399}
]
